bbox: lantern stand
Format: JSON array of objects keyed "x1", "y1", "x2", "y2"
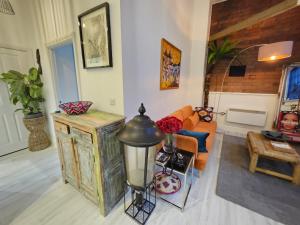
[{"x1": 118, "y1": 103, "x2": 165, "y2": 224}]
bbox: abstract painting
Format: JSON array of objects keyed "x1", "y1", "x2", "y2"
[
  {"x1": 78, "y1": 2, "x2": 112, "y2": 68},
  {"x1": 160, "y1": 38, "x2": 182, "y2": 90}
]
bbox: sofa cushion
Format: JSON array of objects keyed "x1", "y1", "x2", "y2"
[
  {"x1": 188, "y1": 113, "x2": 199, "y2": 128},
  {"x1": 170, "y1": 110, "x2": 184, "y2": 122},
  {"x1": 180, "y1": 105, "x2": 193, "y2": 120},
  {"x1": 193, "y1": 121, "x2": 217, "y2": 134},
  {"x1": 195, "y1": 107, "x2": 214, "y2": 122},
  {"x1": 177, "y1": 129, "x2": 209, "y2": 152}
]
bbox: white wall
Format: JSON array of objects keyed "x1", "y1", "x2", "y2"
[
  {"x1": 209, "y1": 92, "x2": 279, "y2": 136},
  {"x1": 71, "y1": 0, "x2": 124, "y2": 115},
  {"x1": 0, "y1": 0, "x2": 37, "y2": 51},
  {"x1": 121, "y1": 0, "x2": 211, "y2": 120}
]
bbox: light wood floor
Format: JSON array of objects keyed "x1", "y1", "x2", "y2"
[{"x1": 0, "y1": 134, "x2": 284, "y2": 225}]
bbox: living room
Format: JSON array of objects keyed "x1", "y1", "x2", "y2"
[{"x1": 0, "y1": 0, "x2": 299, "y2": 225}]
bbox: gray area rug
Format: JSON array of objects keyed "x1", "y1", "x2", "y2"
[{"x1": 216, "y1": 135, "x2": 300, "y2": 225}]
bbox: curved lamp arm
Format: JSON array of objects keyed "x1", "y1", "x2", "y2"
[{"x1": 215, "y1": 44, "x2": 267, "y2": 118}]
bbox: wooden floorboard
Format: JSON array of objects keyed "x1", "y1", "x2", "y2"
[{"x1": 0, "y1": 134, "x2": 283, "y2": 225}]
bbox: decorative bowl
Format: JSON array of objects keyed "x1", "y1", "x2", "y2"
[
  {"x1": 59, "y1": 101, "x2": 93, "y2": 115},
  {"x1": 261, "y1": 130, "x2": 290, "y2": 142}
]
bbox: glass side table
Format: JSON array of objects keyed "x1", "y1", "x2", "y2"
[{"x1": 155, "y1": 148, "x2": 195, "y2": 211}]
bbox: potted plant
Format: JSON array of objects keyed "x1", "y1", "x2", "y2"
[
  {"x1": 0, "y1": 67, "x2": 50, "y2": 151},
  {"x1": 204, "y1": 38, "x2": 238, "y2": 107}
]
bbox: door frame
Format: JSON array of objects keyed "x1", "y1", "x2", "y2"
[{"x1": 47, "y1": 34, "x2": 81, "y2": 107}]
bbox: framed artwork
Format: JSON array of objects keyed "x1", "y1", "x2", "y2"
[
  {"x1": 78, "y1": 2, "x2": 113, "y2": 69},
  {"x1": 160, "y1": 38, "x2": 182, "y2": 90}
]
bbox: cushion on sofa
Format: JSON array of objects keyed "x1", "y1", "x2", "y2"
[
  {"x1": 189, "y1": 113, "x2": 199, "y2": 128},
  {"x1": 171, "y1": 110, "x2": 184, "y2": 122},
  {"x1": 180, "y1": 105, "x2": 193, "y2": 120},
  {"x1": 195, "y1": 107, "x2": 214, "y2": 122},
  {"x1": 177, "y1": 129, "x2": 209, "y2": 152}
]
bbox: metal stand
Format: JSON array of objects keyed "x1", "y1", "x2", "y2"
[{"x1": 123, "y1": 179, "x2": 156, "y2": 225}]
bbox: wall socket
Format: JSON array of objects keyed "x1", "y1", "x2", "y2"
[{"x1": 110, "y1": 98, "x2": 116, "y2": 106}]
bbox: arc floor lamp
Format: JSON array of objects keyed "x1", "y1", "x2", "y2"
[{"x1": 215, "y1": 41, "x2": 294, "y2": 118}]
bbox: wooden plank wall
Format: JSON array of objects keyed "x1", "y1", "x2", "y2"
[{"x1": 209, "y1": 0, "x2": 300, "y2": 93}]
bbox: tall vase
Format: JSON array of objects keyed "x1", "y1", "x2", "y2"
[{"x1": 163, "y1": 133, "x2": 176, "y2": 154}]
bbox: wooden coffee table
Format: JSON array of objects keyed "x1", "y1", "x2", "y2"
[{"x1": 247, "y1": 131, "x2": 300, "y2": 185}]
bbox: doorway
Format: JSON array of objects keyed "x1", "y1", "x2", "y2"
[
  {"x1": 52, "y1": 43, "x2": 79, "y2": 105},
  {"x1": 0, "y1": 48, "x2": 30, "y2": 156}
]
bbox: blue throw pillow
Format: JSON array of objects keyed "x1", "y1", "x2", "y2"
[{"x1": 177, "y1": 129, "x2": 209, "y2": 153}]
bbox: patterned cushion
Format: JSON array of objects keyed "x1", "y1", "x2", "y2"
[{"x1": 195, "y1": 107, "x2": 213, "y2": 122}]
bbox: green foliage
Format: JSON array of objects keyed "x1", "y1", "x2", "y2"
[
  {"x1": 207, "y1": 38, "x2": 238, "y2": 66},
  {"x1": 0, "y1": 67, "x2": 44, "y2": 115}
]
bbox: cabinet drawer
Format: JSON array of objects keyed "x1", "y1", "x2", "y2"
[
  {"x1": 55, "y1": 121, "x2": 69, "y2": 134},
  {"x1": 71, "y1": 128, "x2": 93, "y2": 144}
]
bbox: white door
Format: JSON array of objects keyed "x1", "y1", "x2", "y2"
[{"x1": 0, "y1": 48, "x2": 32, "y2": 156}]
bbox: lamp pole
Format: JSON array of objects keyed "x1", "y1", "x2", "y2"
[{"x1": 215, "y1": 44, "x2": 267, "y2": 119}]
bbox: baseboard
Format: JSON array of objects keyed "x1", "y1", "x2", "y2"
[{"x1": 216, "y1": 127, "x2": 246, "y2": 138}]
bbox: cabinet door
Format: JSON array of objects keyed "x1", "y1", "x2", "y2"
[
  {"x1": 100, "y1": 122, "x2": 125, "y2": 212},
  {"x1": 57, "y1": 133, "x2": 78, "y2": 187},
  {"x1": 72, "y1": 128, "x2": 97, "y2": 203}
]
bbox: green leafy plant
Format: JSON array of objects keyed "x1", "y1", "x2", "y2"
[
  {"x1": 207, "y1": 38, "x2": 238, "y2": 73},
  {"x1": 0, "y1": 67, "x2": 44, "y2": 116}
]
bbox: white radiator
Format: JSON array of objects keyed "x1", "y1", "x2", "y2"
[{"x1": 226, "y1": 108, "x2": 268, "y2": 127}]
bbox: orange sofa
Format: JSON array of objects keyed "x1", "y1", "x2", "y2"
[{"x1": 170, "y1": 105, "x2": 217, "y2": 171}]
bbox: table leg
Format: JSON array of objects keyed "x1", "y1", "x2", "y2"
[
  {"x1": 292, "y1": 164, "x2": 300, "y2": 185},
  {"x1": 249, "y1": 152, "x2": 258, "y2": 173}
]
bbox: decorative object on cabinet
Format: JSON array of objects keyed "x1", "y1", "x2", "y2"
[
  {"x1": 0, "y1": 0, "x2": 15, "y2": 15},
  {"x1": 0, "y1": 50, "x2": 51, "y2": 151},
  {"x1": 117, "y1": 103, "x2": 165, "y2": 225},
  {"x1": 52, "y1": 110, "x2": 125, "y2": 216},
  {"x1": 160, "y1": 38, "x2": 182, "y2": 90},
  {"x1": 59, "y1": 101, "x2": 93, "y2": 115},
  {"x1": 78, "y1": 2, "x2": 113, "y2": 69}
]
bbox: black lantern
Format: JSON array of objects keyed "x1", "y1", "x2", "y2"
[{"x1": 118, "y1": 103, "x2": 165, "y2": 224}]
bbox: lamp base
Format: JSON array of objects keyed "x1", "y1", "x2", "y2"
[{"x1": 123, "y1": 181, "x2": 156, "y2": 225}]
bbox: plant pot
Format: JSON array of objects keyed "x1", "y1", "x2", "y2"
[{"x1": 23, "y1": 114, "x2": 51, "y2": 151}]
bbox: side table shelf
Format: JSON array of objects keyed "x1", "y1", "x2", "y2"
[{"x1": 155, "y1": 148, "x2": 195, "y2": 211}]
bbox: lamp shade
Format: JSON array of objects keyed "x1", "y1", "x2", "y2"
[
  {"x1": 0, "y1": 0, "x2": 15, "y2": 15},
  {"x1": 258, "y1": 41, "x2": 293, "y2": 62}
]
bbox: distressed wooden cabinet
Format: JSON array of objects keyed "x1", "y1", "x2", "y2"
[{"x1": 53, "y1": 110, "x2": 125, "y2": 216}]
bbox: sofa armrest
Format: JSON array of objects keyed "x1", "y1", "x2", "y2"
[{"x1": 174, "y1": 134, "x2": 198, "y2": 157}]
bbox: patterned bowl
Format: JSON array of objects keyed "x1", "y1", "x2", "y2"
[{"x1": 59, "y1": 101, "x2": 93, "y2": 115}]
